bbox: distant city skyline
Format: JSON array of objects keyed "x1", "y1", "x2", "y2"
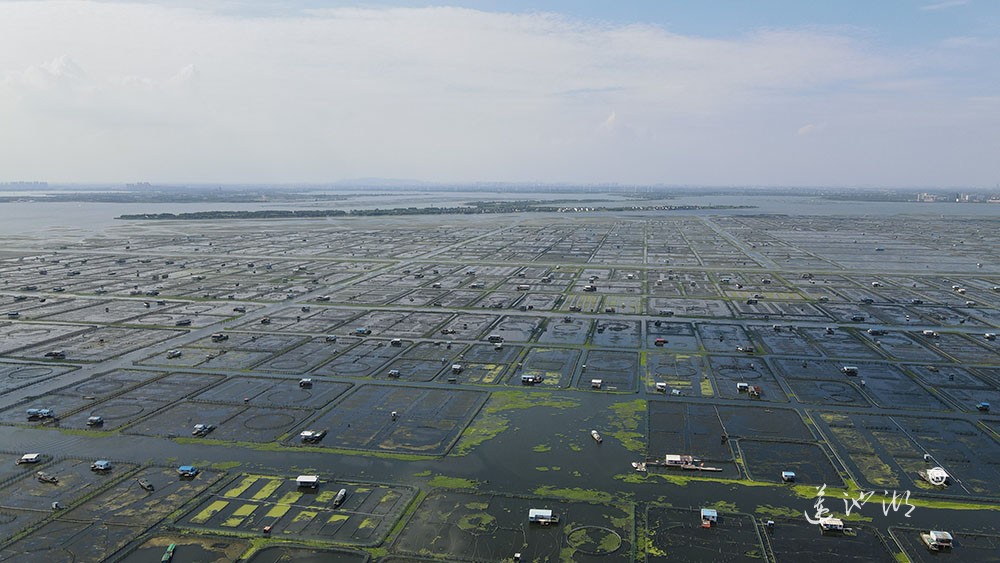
[{"x1": 1, "y1": 0, "x2": 998, "y2": 187}]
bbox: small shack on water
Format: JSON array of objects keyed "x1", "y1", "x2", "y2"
[
  {"x1": 296, "y1": 475, "x2": 319, "y2": 489},
  {"x1": 701, "y1": 508, "x2": 718, "y2": 527},
  {"x1": 819, "y1": 517, "x2": 844, "y2": 533},
  {"x1": 528, "y1": 509, "x2": 559, "y2": 525}
]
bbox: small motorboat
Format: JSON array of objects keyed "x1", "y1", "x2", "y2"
[
  {"x1": 591, "y1": 430, "x2": 602, "y2": 443},
  {"x1": 920, "y1": 531, "x2": 953, "y2": 551},
  {"x1": 333, "y1": 488, "x2": 347, "y2": 508}
]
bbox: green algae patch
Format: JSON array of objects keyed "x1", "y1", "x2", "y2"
[
  {"x1": 232, "y1": 503, "x2": 257, "y2": 517},
  {"x1": 892, "y1": 497, "x2": 1000, "y2": 512},
  {"x1": 616, "y1": 472, "x2": 649, "y2": 484},
  {"x1": 428, "y1": 475, "x2": 478, "y2": 490},
  {"x1": 534, "y1": 486, "x2": 612, "y2": 503},
  {"x1": 640, "y1": 535, "x2": 667, "y2": 557},
  {"x1": 224, "y1": 475, "x2": 259, "y2": 498},
  {"x1": 251, "y1": 479, "x2": 283, "y2": 501},
  {"x1": 458, "y1": 512, "x2": 496, "y2": 532},
  {"x1": 567, "y1": 526, "x2": 622, "y2": 555},
  {"x1": 852, "y1": 453, "x2": 899, "y2": 489},
  {"x1": 453, "y1": 390, "x2": 579, "y2": 456},
  {"x1": 533, "y1": 444, "x2": 552, "y2": 453},
  {"x1": 315, "y1": 489, "x2": 338, "y2": 503},
  {"x1": 274, "y1": 490, "x2": 302, "y2": 506},
  {"x1": 359, "y1": 517, "x2": 378, "y2": 529},
  {"x1": 265, "y1": 503, "x2": 292, "y2": 519},
  {"x1": 412, "y1": 470, "x2": 431, "y2": 477},
  {"x1": 191, "y1": 500, "x2": 229, "y2": 524},
  {"x1": 174, "y1": 437, "x2": 429, "y2": 461},
  {"x1": 600, "y1": 532, "x2": 622, "y2": 552},
  {"x1": 607, "y1": 399, "x2": 645, "y2": 454},
  {"x1": 487, "y1": 390, "x2": 580, "y2": 413},
  {"x1": 734, "y1": 456, "x2": 746, "y2": 472},
  {"x1": 608, "y1": 509, "x2": 632, "y2": 530},
  {"x1": 211, "y1": 461, "x2": 243, "y2": 471},
  {"x1": 700, "y1": 378, "x2": 714, "y2": 397},
  {"x1": 755, "y1": 504, "x2": 802, "y2": 520}
]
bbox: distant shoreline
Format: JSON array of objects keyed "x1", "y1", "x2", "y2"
[{"x1": 117, "y1": 204, "x2": 757, "y2": 220}]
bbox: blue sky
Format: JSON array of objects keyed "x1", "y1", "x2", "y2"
[
  {"x1": 1, "y1": 0, "x2": 998, "y2": 187},
  {"x1": 228, "y1": 0, "x2": 998, "y2": 45}
]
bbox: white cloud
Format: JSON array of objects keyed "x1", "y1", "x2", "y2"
[
  {"x1": 167, "y1": 64, "x2": 199, "y2": 88},
  {"x1": 919, "y1": 0, "x2": 969, "y2": 11},
  {"x1": 0, "y1": 1, "x2": 996, "y2": 187},
  {"x1": 601, "y1": 111, "x2": 617, "y2": 131}
]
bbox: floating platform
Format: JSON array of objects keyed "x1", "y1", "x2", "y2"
[{"x1": 645, "y1": 454, "x2": 724, "y2": 472}]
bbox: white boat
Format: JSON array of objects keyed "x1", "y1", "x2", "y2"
[
  {"x1": 591, "y1": 430, "x2": 602, "y2": 443},
  {"x1": 920, "y1": 530, "x2": 953, "y2": 551}
]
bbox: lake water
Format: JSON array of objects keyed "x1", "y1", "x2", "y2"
[{"x1": 0, "y1": 191, "x2": 996, "y2": 239}]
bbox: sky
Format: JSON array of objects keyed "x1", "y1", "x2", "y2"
[{"x1": 0, "y1": 0, "x2": 998, "y2": 188}]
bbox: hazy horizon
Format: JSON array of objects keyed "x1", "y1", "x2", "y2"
[{"x1": 1, "y1": 181, "x2": 998, "y2": 192}]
